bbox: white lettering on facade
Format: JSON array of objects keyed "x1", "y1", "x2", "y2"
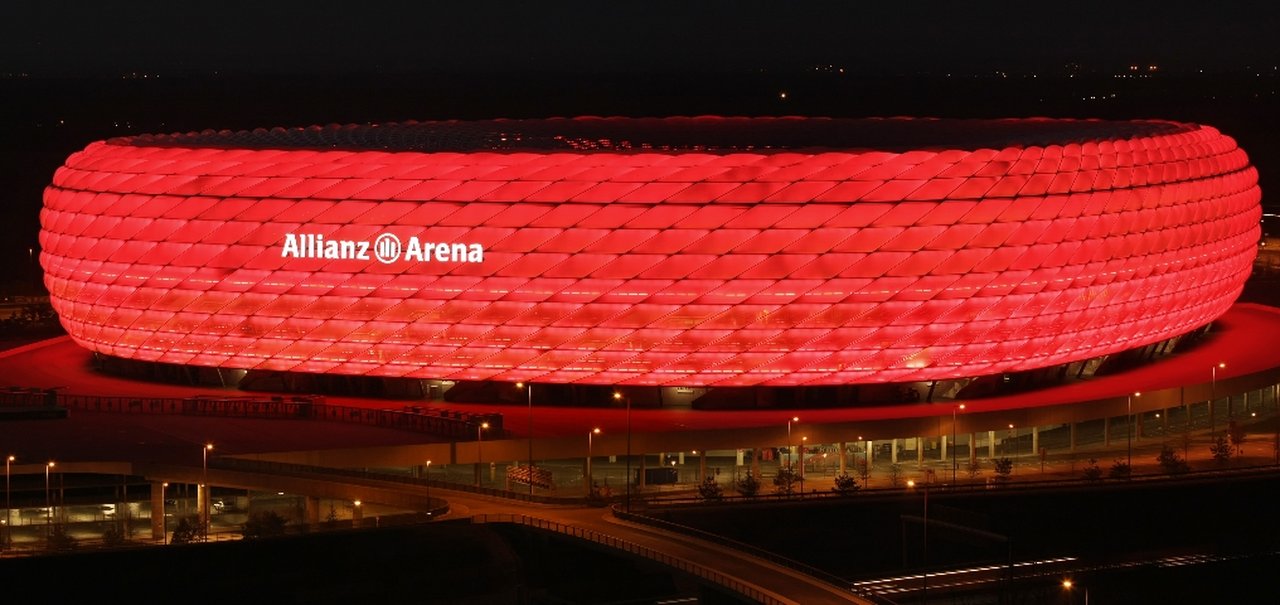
[{"x1": 281, "y1": 233, "x2": 483, "y2": 265}]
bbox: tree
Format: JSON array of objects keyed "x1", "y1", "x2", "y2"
[
  {"x1": 47, "y1": 524, "x2": 77, "y2": 552},
  {"x1": 697, "y1": 476, "x2": 724, "y2": 501},
  {"x1": 888, "y1": 463, "x2": 904, "y2": 488},
  {"x1": 1228, "y1": 421, "x2": 1246, "y2": 458},
  {"x1": 1209, "y1": 435, "x2": 1233, "y2": 465},
  {"x1": 992, "y1": 457, "x2": 1014, "y2": 482},
  {"x1": 325, "y1": 503, "x2": 339, "y2": 526},
  {"x1": 242, "y1": 510, "x2": 288, "y2": 539},
  {"x1": 1109, "y1": 459, "x2": 1131, "y2": 480},
  {"x1": 585, "y1": 480, "x2": 609, "y2": 507},
  {"x1": 1082, "y1": 458, "x2": 1103, "y2": 481},
  {"x1": 736, "y1": 470, "x2": 761, "y2": 498},
  {"x1": 773, "y1": 467, "x2": 799, "y2": 496},
  {"x1": 831, "y1": 473, "x2": 860, "y2": 496},
  {"x1": 170, "y1": 515, "x2": 202, "y2": 544},
  {"x1": 1156, "y1": 445, "x2": 1190, "y2": 475},
  {"x1": 966, "y1": 459, "x2": 983, "y2": 480},
  {"x1": 102, "y1": 521, "x2": 128, "y2": 546}
]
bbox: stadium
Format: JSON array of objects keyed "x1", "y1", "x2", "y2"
[
  {"x1": 38, "y1": 117, "x2": 1260, "y2": 404},
  {"x1": 20, "y1": 114, "x2": 1280, "y2": 493}
]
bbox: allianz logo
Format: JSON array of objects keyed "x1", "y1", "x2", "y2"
[{"x1": 281, "y1": 233, "x2": 485, "y2": 265}]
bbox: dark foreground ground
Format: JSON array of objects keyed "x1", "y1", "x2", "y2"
[
  {"x1": 650, "y1": 470, "x2": 1280, "y2": 604},
  {"x1": 0, "y1": 520, "x2": 751, "y2": 605},
  {"x1": 6, "y1": 472, "x2": 1278, "y2": 604}
]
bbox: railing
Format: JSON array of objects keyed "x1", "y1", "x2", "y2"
[
  {"x1": 213, "y1": 457, "x2": 578, "y2": 507},
  {"x1": 0, "y1": 387, "x2": 503, "y2": 440},
  {"x1": 472, "y1": 513, "x2": 796, "y2": 605},
  {"x1": 1, "y1": 511, "x2": 437, "y2": 558}
]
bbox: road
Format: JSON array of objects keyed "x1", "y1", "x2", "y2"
[{"x1": 436, "y1": 486, "x2": 875, "y2": 605}]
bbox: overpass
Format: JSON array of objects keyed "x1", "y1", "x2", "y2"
[{"x1": 6, "y1": 460, "x2": 876, "y2": 604}]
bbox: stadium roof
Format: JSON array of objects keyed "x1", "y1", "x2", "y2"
[{"x1": 116, "y1": 116, "x2": 1194, "y2": 154}]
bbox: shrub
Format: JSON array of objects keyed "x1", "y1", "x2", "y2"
[
  {"x1": 1210, "y1": 436, "x2": 1234, "y2": 465},
  {"x1": 831, "y1": 473, "x2": 860, "y2": 496},
  {"x1": 242, "y1": 510, "x2": 288, "y2": 539},
  {"x1": 102, "y1": 522, "x2": 128, "y2": 546},
  {"x1": 773, "y1": 467, "x2": 799, "y2": 495},
  {"x1": 1109, "y1": 459, "x2": 1131, "y2": 480},
  {"x1": 697, "y1": 476, "x2": 724, "y2": 501},
  {"x1": 170, "y1": 515, "x2": 202, "y2": 544},
  {"x1": 1156, "y1": 445, "x2": 1190, "y2": 475},
  {"x1": 1082, "y1": 458, "x2": 1103, "y2": 481},
  {"x1": 47, "y1": 525, "x2": 77, "y2": 552},
  {"x1": 1228, "y1": 421, "x2": 1246, "y2": 456},
  {"x1": 736, "y1": 470, "x2": 761, "y2": 498},
  {"x1": 992, "y1": 457, "x2": 1014, "y2": 482}
]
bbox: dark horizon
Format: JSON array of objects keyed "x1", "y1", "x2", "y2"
[{"x1": 3, "y1": 2, "x2": 1279, "y2": 77}]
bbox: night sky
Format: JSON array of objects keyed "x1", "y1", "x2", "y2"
[{"x1": 2, "y1": 1, "x2": 1278, "y2": 75}]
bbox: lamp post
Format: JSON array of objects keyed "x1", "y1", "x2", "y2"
[
  {"x1": 5, "y1": 454, "x2": 12, "y2": 549},
  {"x1": 786, "y1": 416, "x2": 799, "y2": 469},
  {"x1": 1127, "y1": 392, "x2": 1140, "y2": 468},
  {"x1": 1007, "y1": 424, "x2": 1015, "y2": 475},
  {"x1": 908, "y1": 468, "x2": 935, "y2": 603},
  {"x1": 202, "y1": 443, "x2": 213, "y2": 541},
  {"x1": 159, "y1": 482, "x2": 169, "y2": 544},
  {"x1": 798, "y1": 436, "x2": 809, "y2": 494},
  {"x1": 615, "y1": 391, "x2": 633, "y2": 512},
  {"x1": 1211, "y1": 362, "x2": 1226, "y2": 435},
  {"x1": 424, "y1": 460, "x2": 432, "y2": 513},
  {"x1": 44, "y1": 461, "x2": 54, "y2": 540},
  {"x1": 516, "y1": 382, "x2": 534, "y2": 496},
  {"x1": 475, "y1": 421, "x2": 489, "y2": 487},
  {"x1": 952, "y1": 404, "x2": 965, "y2": 482},
  {"x1": 587, "y1": 428, "x2": 601, "y2": 493},
  {"x1": 1063, "y1": 579, "x2": 1088, "y2": 605}
]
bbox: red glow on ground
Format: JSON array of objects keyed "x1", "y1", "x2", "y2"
[{"x1": 3, "y1": 304, "x2": 1278, "y2": 440}]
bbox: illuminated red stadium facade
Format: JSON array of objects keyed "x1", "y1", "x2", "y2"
[{"x1": 39, "y1": 117, "x2": 1260, "y2": 392}]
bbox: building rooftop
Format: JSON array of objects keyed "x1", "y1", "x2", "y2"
[{"x1": 116, "y1": 116, "x2": 1194, "y2": 154}]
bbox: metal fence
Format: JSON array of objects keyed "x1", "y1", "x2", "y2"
[{"x1": 214, "y1": 457, "x2": 583, "y2": 507}]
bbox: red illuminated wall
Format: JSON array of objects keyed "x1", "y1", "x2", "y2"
[{"x1": 39, "y1": 119, "x2": 1260, "y2": 386}]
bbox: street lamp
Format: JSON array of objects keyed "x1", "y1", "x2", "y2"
[
  {"x1": 424, "y1": 460, "x2": 432, "y2": 513},
  {"x1": 952, "y1": 404, "x2": 966, "y2": 482},
  {"x1": 587, "y1": 428, "x2": 601, "y2": 493},
  {"x1": 44, "y1": 461, "x2": 54, "y2": 539},
  {"x1": 909, "y1": 469, "x2": 935, "y2": 602},
  {"x1": 1127, "y1": 392, "x2": 1140, "y2": 468},
  {"x1": 516, "y1": 382, "x2": 534, "y2": 496},
  {"x1": 1212, "y1": 362, "x2": 1226, "y2": 435},
  {"x1": 1007, "y1": 424, "x2": 1015, "y2": 476},
  {"x1": 615, "y1": 391, "x2": 633, "y2": 512},
  {"x1": 5, "y1": 454, "x2": 12, "y2": 549},
  {"x1": 800, "y1": 436, "x2": 809, "y2": 493},
  {"x1": 786, "y1": 416, "x2": 799, "y2": 469},
  {"x1": 160, "y1": 482, "x2": 169, "y2": 544},
  {"x1": 202, "y1": 443, "x2": 213, "y2": 541},
  {"x1": 475, "y1": 422, "x2": 489, "y2": 487},
  {"x1": 1062, "y1": 579, "x2": 1088, "y2": 605}
]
